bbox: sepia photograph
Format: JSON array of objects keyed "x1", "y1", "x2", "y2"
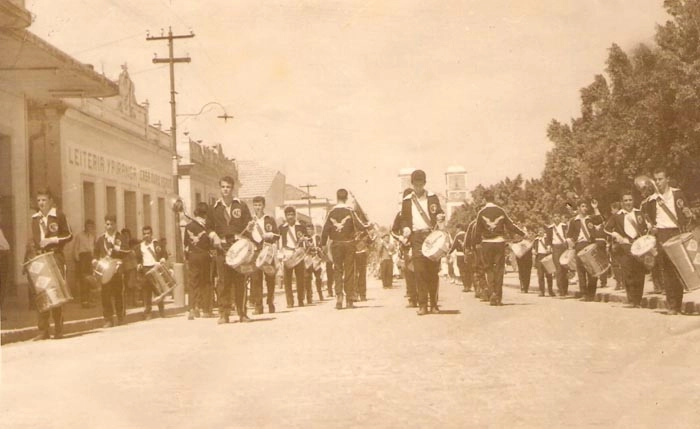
[{"x1": 1, "y1": 1, "x2": 700, "y2": 427}]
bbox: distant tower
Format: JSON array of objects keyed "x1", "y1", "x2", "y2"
[
  {"x1": 444, "y1": 166, "x2": 467, "y2": 220},
  {"x1": 398, "y1": 167, "x2": 416, "y2": 204}
]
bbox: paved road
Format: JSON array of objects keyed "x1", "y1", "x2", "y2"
[{"x1": 2, "y1": 278, "x2": 700, "y2": 428}]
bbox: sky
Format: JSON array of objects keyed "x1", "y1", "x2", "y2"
[{"x1": 27, "y1": 0, "x2": 669, "y2": 225}]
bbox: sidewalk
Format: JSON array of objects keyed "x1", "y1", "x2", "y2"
[{"x1": 500, "y1": 270, "x2": 700, "y2": 314}]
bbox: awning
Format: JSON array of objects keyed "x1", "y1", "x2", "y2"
[{"x1": 0, "y1": 28, "x2": 118, "y2": 99}]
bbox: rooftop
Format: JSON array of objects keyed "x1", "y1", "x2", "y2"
[{"x1": 237, "y1": 159, "x2": 282, "y2": 198}]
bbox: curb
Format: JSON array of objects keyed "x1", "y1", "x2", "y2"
[{"x1": 1, "y1": 304, "x2": 187, "y2": 345}]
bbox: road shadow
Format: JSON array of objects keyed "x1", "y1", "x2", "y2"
[
  {"x1": 246, "y1": 317, "x2": 276, "y2": 323},
  {"x1": 62, "y1": 330, "x2": 101, "y2": 340},
  {"x1": 499, "y1": 303, "x2": 534, "y2": 306},
  {"x1": 434, "y1": 309, "x2": 461, "y2": 315}
]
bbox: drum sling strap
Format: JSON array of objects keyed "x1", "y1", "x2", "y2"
[
  {"x1": 580, "y1": 219, "x2": 592, "y2": 243},
  {"x1": 410, "y1": 193, "x2": 434, "y2": 230},
  {"x1": 254, "y1": 217, "x2": 266, "y2": 244},
  {"x1": 657, "y1": 199, "x2": 680, "y2": 229},
  {"x1": 553, "y1": 226, "x2": 565, "y2": 245}
]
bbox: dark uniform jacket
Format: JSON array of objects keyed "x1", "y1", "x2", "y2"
[
  {"x1": 184, "y1": 219, "x2": 211, "y2": 256},
  {"x1": 473, "y1": 203, "x2": 524, "y2": 243},
  {"x1": 321, "y1": 203, "x2": 364, "y2": 246},
  {"x1": 462, "y1": 220, "x2": 477, "y2": 251},
  {"x1": 206, "y1": 198, "x2": 253, "y2": 248},
  {"x1": 250, "y1": 214, "x2": 280, "y2": 248},
  {"x1": 642, "y1": 188, "x2": 694, "y2": 230},
  {"x1": 30, "y1": 207, "x2": 73, "y2": 255},
  {"x1": 546, "y1": 223, "x2": 568, "y2": 247},
  {"x1": 280, "y1": 221, "x2": 309, "y2": 249},
  {"x1": 93, "y1": 232, "x2": 129, "y2": 260},
  {"x1": 604, "y1": 209, "x2": 650, "y2": 242},
  {"x1": 399, "y1": 190, "x2": 444, "y2": 232},
  {"x1": 448, "y1": 230, "x2": 466, "y2": 254},
  {"x1": 566, "y1": 214, "x2": 604, "y2": 245}
]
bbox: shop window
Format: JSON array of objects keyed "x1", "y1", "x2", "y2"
[
  {"x1": 142, "y1": 194, "x2": 152, "y2": 229},
  {"x1": 124, "y1": 191, "x2": 137, "y2": 234},
  {"x1": 158, "y1": 197, "x2": 166, "y2": 239},
  {"x1": 106, "y1": 186, "x2": 117, "y2": 218},
  {"x1": 83, "y1": 181, "x2": 96, "y2": 225}
]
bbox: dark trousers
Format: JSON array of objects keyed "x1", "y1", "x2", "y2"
[
  {"x1": 457, "y1": 253, "x2": 472, "y2": 291},
  {"x1": 651, "y1": 256, "x2": 664, "y2": 292},
  {"x1": 326, "y1": 262, "x2": 335, "y2": 296},
  {"x1": 516, "y1": 250, "x2": 533, "y2": 292},
  {"x1": 251, "y1": 269, "x2": 275, "y2": 310},
  {"x1": 380, "y1": 259, "x2": 393, "y2": 288},
  {"x1": 331, "y1": 241, "x2": 355, "y2": 302},
  {"x1": 619, "y1": 247, "x2": 646, "y2": 306},
  {"x1": 215, "y1": 255, "x2": 247, "y2": 317},
  {"x1": 284, "y1": 261, "x2": 306, "y2": 306},
  {"x1": 412, "y1": 231, "x2": 440, "y2": 308},
  {"x1": 551, "y1": 244, "x2": 569, "y2": 295},
  {"x1": 305, "y1": 267, "x2": 323, "y2": 302},
  {"x1": 355, "y1": 251, "x2": 367, "y2": 298},
  {"x1": 140, "y1": 266, "x2": 165, "y2": 315},
  {"x1": 574, "y1": 242, "x2": 598, "y2": 300},
  {"x1": 480, "y1": 242, "x2": 506, "y2": 302},
  {"x1": 657, "y1": 228, "x2": 684, "y2": 312},
  {"x1": 77, "y1": 252, "x2": 93, "y2": 305},
  {"x1": 611, "y1": 244, "x2": 626, "y2": 290},
  {"x1": 187, "y1": 252, "x2": 211, "y2": 311},
  {"x1": 404, "y1": 267, "x2": 417, "y2": 303},
  {"x1": 535, "y1": 253, "x2": 554, "y2": 296},
  {"x1": 102, "y1": 275, "x2": 124, "y2": 322},
  {"x1": 122, "y1": 268, "x2": 137, "y2": 310},
  {"x1": 472, "y1": 249, "x2": 487, "y2": 299}
]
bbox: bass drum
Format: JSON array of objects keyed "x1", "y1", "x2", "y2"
[
  {"x1": 662, "y1": 233, "x2": 700, "y2": 291},
  {"x1": 540, "y1": 254, "x2": 556, "y2": 275},
  {"x1": 559, "y1": 249, "x2": 578, "y2": 271},
  {"x1": 630, "y1": 235, "x2": 657, "y2": 270},
  {"x1": 23, "y1": 252, "x2": 73, "y2": 312},
  {"x1": 146, "y1": 263, "x2": 178, "y2": 303},
  {"x1": 510, "y1": 240, "x2": 534, "y2": 259},
  {"x1": 94, "y1": 256, "x2": 122, "y2": 284},
  {"x1": 577, "y1": 243, "x2": 610, "y2": 277},
  {"x1": 283, "y1": 248, "x2": 306, "y2": 268}
]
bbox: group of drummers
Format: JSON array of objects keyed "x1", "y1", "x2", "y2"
[{"x1": 414, "y1": 167, "x2": 697, "y2": 315}]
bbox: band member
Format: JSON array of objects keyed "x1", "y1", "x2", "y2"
[
  {"x1": 119, "y1": 228, "x2": 138, "y2": 314},
  {"x1": 565, "y1": 200, "x2": 604, "y2": 301},
  {"x1": 27, "y1": 189, "x2": 72, "y2": 339},
  {"x1": 326, "y1": 260, "x2": 335, "y2": 298},
  {"x1": 72, "y1": 219, "x2": 95, "y2": 308},
  {"x1": 464, "y1": 218, "x2": 487, "y2": 300},
  {"x1": 640, "y1": 184, "x2": 664, "y2": 294},
  {"x1": 249, "y1": 196, "x2": 279, "y2": 314},
  {"x1": 207, "y1": 176, "x2": 255, "y2": 324},
  {"x1": 547, "y1": 212, "x2": 569, "y2": 296},
  {"x1": 184, "y1": 202, "x2": 212, "y2": 320},
  {"x1": 515, "y1": 230, "x2": 534, "y2": 294},
  {"x1": 134, "y1": 226, "x2": 167, "y2": 319},
  {"x1": 321, "y1": 188, "x2": 365, "y2": 309},
  {"x1": 391, "y1": 191, "x2": 417, "y2": 307},
  {"x1": 399, "y1": 170, "x2": 446, "y2": 315},
  {"x1": 473, "y1": 190, "x2": 525, "y2": 306},
  {"x1": 304, "y1": 223, "x2": 324, "y2": 302},
  {"x1": 377, "y1": 233, "x2": 396, "y2": 289},
  {"x1": 606, "y1": 202, "x2": 625, "y2": 291},
  {"x1": 448, "y1": 224, "x2": 469, "y2": 292},
  {"x1": 279, "y1": 206, "x2": 308, "y2": 308},
  {"x1": 354, "y1": 234, "x2": 370, "y2": 301},
  {"x1": 93, "y1": 214, "x2": 127, "y2": 328},
  {"x1": 642, "y1": 168, "x2": 696, "y2": 314},
  {"x1": 604, "y1": 191, "x2": 650, "y2": 308},
  {"x1": 533, "y1": 225, "x2": 554, "y2": 297}
]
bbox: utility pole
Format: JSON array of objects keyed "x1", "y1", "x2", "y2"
[
  {"x1": 300, "y1": 184, "x2": 317, "y2": 224},
  {"x1": 146, "y1": 26, "x2": 194, "y2": 264}
]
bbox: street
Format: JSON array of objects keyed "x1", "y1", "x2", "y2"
[{"x1": 2, "y1": 277, "x2": 700, "y2": 429}]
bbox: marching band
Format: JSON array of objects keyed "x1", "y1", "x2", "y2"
[{"x1": 18, "y1": 167, "x2": 700, "y2": 340}]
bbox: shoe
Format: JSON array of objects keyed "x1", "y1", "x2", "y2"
[
  {"x1": 116, "y1": 317, "x2": 124, "y2": 326},
  {"x1": 144, "y1": 313, "x2": 152, "y2": 321},
  {"x1": 217, "y1": 315, "x2": 229, "y2": 324},
  {"x1": 103, "y1": 320, "x2": 114, "y2": 328},
  {"x1": 360, "y1": 295, "x2": 366, "y2": 301},
  {"x1": 193, "y1": 309, "x2": 201, "y2": 318},
  {"x1": 430, "y1": 306, "x2": 440, "y2": 314},
  {"x1": 188, "y1": 310, "x2": 195, "y2": 320},
  {"x1": 239, "y1": 315, "x2": 252, "y2": 323},
  {"x1": 298, "y1": 302, "x2": 305, "y2": 307},
  {"x1": 203, "y1": 312, "x2": 214, "y2": 318},
  {"x1": 347, "y1": 301, "x2": 355, "y2": 309},
  {"x1": 489, "y1": 295, "x2": 498, "y2": 306},
  {"x1": 158, "y1": 309, "x2": 165, "y2": 318},
  {"x1": 417, "y1": 306, "x2": 428, "y2": 316},
  {"x1": 53, "y1": 332, "x2": 63, "y2": 340},
  {"x1": 335, "y1": 302, "x2": 343, "y2": 310},
  {"x1": 33, "y1": 332, "x2": 50, "y2": 341},
  {"x1": 253, "y1": 307, "x2": 262, "y2": 315},
  {"x1": 539, "y1": 293, "x2": 545, "y2": 297},
  {"x1": 406, "y1": 301, "x2": 417, "y2": 308}
]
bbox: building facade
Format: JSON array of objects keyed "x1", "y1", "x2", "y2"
[{"x1": 444, "y1": 166, "x2": 468, "y2": 220}]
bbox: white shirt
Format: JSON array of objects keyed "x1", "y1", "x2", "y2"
[
  {"x1": 410, "y1": 192, "x2": 431, "y2": 231},
  {"x1": 622, "y1": 209, "x2": 642, "y2": 240},
  {"x1": 551, "y1": 223, "x2": 566, "y2": 245},
  {"x1": 286, "y1": 224, "x2": 299, "y2": 249},
  {"x1": 34, "y1": 207, "x2": 57, "y2": 241},
  {"x1": 141, "y1": 241, "x2": 158, "y2": 266},
  {"x1": 535, "y1": 237, "x2": 549, "y2": 254},
  {"x1": 653, "y1": 188, "x2": 679, "y2": 229},
  {"x1": 251, "y1": 216, "x2": 266, "y2": 243}
]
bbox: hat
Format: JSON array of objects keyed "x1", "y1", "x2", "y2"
[{"x1": 411, "y1": 169, "x2": 426, "y2": 183}]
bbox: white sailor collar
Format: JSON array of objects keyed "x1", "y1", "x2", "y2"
[
  {"x1": 650, "y1": 187, "x2": 679, "y2": 201},
  {"x1": 333, "y1": 203, "x2": 352, "y2": 209},
  {"x1": 213, "y1": 197, "x2": 241, "y2": 208},
  {"x1": 483, "y1": 202, "x2": 499, "y2": 209},
  {"x1": 32, "y1": 207, "x2": 57, "y2": 218},
  {"x1": 402, "y1": 190, "x2": 435, "y2": 201}
]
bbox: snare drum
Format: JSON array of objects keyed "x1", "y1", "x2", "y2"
[
  {"x1": 421, "y1": 230, "x2": 451, "y2": 261},
  {"x1": 226, "y1": 238, "x2": 256, "y2": 274},
  {"x1": 255, "y1": 243, "x2": 277, "y2": 276},
  {"x1": 577, "y1": 243, "x2": 610, "y2": 277},
  {"x1": 540, "y1": 254, "x2": 556, "y2": 275},
  {"x1": 23, "y1": 252, "x2": 73, "y2": 312},
  {"x1": 662, "y1": 233, "x2": 700, "y2": 291},
  {"x1": 94, "y1": 256, "x2": 122, "y2": 284},
  {"x1": 630, "y1": 235, "x2": 658, "y2": 270},
  {"x1": 510, "y1": 239, "x2": 534, "y2": 259},
  {"x1": 559, "y1": 249, "x2": 577, "y2": 271},
  {"x1": 146, "y1": 263, "x2": 177, "y2": 303},
  {"x1": 283, "y1": 248, "x2": 306, "y2": 268}
]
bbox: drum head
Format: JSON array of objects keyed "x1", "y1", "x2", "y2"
[
  {"x1": 421, "y1": 231, "x2": 448, "y2": 257},
  {"x1": 226, "y1": 239, "x2": 254, "y2": 268},
  {"x1": 631, "y1": 235, "x2": 656, "y2": 256}
]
